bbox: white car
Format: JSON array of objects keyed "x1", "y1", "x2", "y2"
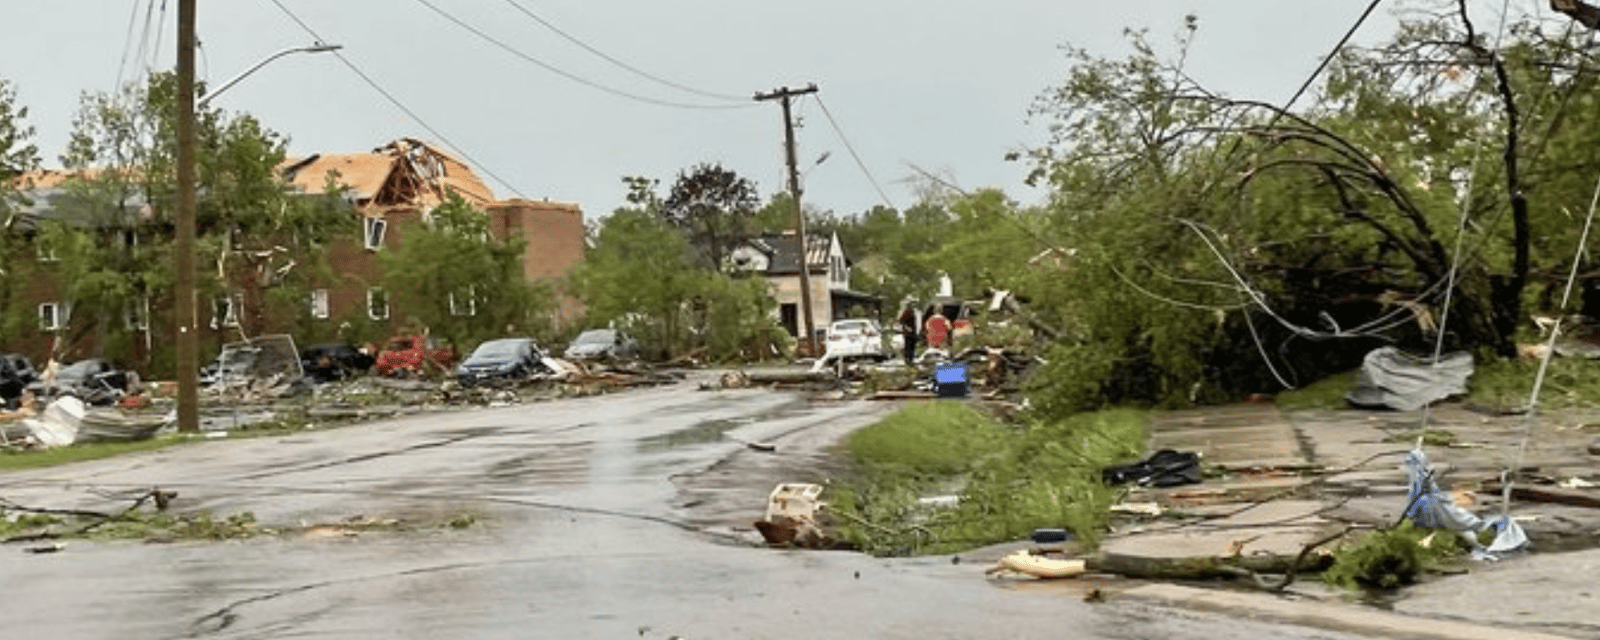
[{"x1": 812, "y1": 319, "x2": 888, "y2": 370}]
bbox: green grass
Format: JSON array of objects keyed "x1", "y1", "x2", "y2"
[
  {"x1": 1274, "y1": 371, "x2": 1357, "y2": 410},
  {"x1": 830, "y1": 402, "x2": 1147, "y2": 556},
  {"x1": 0, "y1": 437, "x2": 192, "y2": 472},
  {"x1": 1469, "y1": 356, "x2": 1600, "y2": 410}
]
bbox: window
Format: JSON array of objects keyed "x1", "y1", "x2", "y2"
[
  {"x1": 367, "y1": 287, "x2": 389, "y2": 320},
  {"x1": 211, "y1": 294, "x2": 240, "y2": 329},
  {"x1": 449, "y1": 285, "x2": 477, "y2": 317},
  {"x1": 363, "y1": 217, "x2": 388, "y2": 251},
  {"x1": 309, "y1": 289, "x2": 330, "y2": 319},
  {"x1": 38, "y1": 302, "x2": 63, "y2": 331},
  {"x1": 126, "y1": 297, "x2": 150, "y2": 331}
]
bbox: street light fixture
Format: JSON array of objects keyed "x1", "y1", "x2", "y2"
[
  {"x1": 174, "y1": 37, "x2": 341, "y2": 434},
  {"x1": 198, "y1": 42, "x2": 342, "y2": 107}
]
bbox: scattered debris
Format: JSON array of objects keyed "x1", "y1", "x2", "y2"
[
  {"x1": 1480, "y1": 481, "x2": 1600, "y2": 509},
  {"x1": 1402, "y1": 447, "x2": 1527, "y2": 559},
  {"x1": 754, "y1": 483, "x2": 832, "y2": 548},
  {"x1": 986, "y1": 550, "x2": 1087, "y2": 579},
  {"x1": 1347, "y1": 347, "x2": 1472, "y2": 411},
  {"x1": 1109, "y1": 502, "x2": 1164, "y2": 517},
  {"x1": 1102, "y1": 449, "x2": 1203, "y2": 488}
]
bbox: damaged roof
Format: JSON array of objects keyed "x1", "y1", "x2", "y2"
[
  {"x1": 280, "y1": 138, "x2": 494, "y2": 208},
  {"x1": 744, "y1": 232, "x2": 837, "y2": 275}
]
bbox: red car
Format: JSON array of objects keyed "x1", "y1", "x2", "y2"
[{"x1": 374, "y1": 335, "x2": 456, "y2": 377}]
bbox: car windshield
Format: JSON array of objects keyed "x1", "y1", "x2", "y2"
[
  {"x1": 470, "y1": 339, "x2": 529, "y2": 359},
  {"x1": 573, "y1": 330, "x2": 615, "y2": 345},
  {"x1": 831, "y1": 321, "x2": 872, "y2": 335}
]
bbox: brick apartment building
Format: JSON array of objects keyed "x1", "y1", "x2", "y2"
[{"x1": 4, "y1": 138, "x2": 584, "y2": 372}]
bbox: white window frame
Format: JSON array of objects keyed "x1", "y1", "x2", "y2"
[
  {"x1": 126, "y1": 296, "x2": 150, "y2": 331},
  {"x1": 449, "y1": 285, "x2": 477, "y2": 317},
  {"x1": 211, "y1": 294, "x2": 241, "y2": 329},
  {"x1": 367, "y1": 287, "x2": 389, "y2": 321},
  {"x1": 38, "y1": 302, "x2": 63, "y2": 331},
  {"x1": 309, "y1": 289, "x2": 330, "y2": 319},
  {"x1": 363, "y1": 217, "x2": 388, "y2": 251},
  {"x1": 36, "y1": 242, "x2": 58, "y2": 263}
]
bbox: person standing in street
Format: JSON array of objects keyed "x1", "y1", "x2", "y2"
[
  {"x1": 925, "y1": 310, "x2": 951, "y2": 352},
  {"x1": 897, "y1": 306, "x2": 919, "y2": 366}
]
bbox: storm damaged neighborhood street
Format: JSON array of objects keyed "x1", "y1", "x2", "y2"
[
  {"x1": 0, "y1": 382, "x2": 1417, "y2": 640},
  {"x1": 14, "y1": 1, "x2": 1600, "y2": 639}
]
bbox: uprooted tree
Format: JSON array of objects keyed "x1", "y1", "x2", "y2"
[{"x1": 1017, "y1": 5, "x2": 1600, "y2": 417}]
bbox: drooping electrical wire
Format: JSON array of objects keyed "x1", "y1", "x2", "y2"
[
  {"x1": 499, "y1": 0, "x2": 748, "y2": 103},
  {"x1": 266, "y1": 0, "x2": 526, "y2": 200},
  {"x1": 414, "y1": 0, "x2": 755, "y2": 111},
  {"x1": 114, "y1": 0, "x2": 145, "y2": 90},
  {"x1": 814, "y1": 95, "x2": 896, "y2": 211}
]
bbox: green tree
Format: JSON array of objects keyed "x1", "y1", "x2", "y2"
[
  {"x1": 0, "y1": 78, "x2": 41, "y2": 340},
  {"x1": 43, "y1": 71, "x2": 349, "y2": 371},
  {"x1": 378, "y1": 193, "x2": 539, "y2": 351},
  {"x1": 662, "y1": 162, "x2": 760, "y2": 270},
  {"x1": 573, "y1": 176, "x2": 788, "y2": 362}
]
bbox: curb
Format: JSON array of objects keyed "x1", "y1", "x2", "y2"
[{"x1": 1119, "y1": 583, "x2": 1580, "y2": 640}]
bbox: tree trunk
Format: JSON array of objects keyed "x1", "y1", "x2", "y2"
[{"x1": 1083, "y1": 551, "x2": 1333, "y2": 581}]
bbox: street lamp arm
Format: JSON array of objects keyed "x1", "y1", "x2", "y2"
[{"x1": 198, "y1": 43, "x2": 342, "y2": 107}]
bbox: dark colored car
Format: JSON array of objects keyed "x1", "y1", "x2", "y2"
[
  {"x1": 33, "y1": 358, "x2": 130, "y2": 406},
  {"x1": 455, "y1": 337, "x2": 548, "y2": 386},
  {"x1": 1, "y1": 353, "x2": 39, "y2": 409},
  {"x1": 300, "y1": 343, "x2": 375, "y2": 383},
  {"x1": 562, "y1": 329, "x2": 639, "y2": 362},
  {"x1": 375, "y1": 335, "x2": 457, "y2": 378}
]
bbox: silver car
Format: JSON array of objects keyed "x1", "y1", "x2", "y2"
[{"x1": 563, "y1": 329, "x2": 639, "y2": 361}]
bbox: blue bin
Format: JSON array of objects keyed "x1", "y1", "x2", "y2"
[{"x1": 933, "y1": 362, "x2": 969, "y2": 398}]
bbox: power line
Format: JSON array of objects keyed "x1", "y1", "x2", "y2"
[
  {"x1": 1277, "y1": 0, "x2": 1385, "y2": 116},
  {"x1": 114, "y1": 0, "x2": 144, "y2": 90},
  {"x1": 499, "y1": 0, "x2": 747, "y2": 103},
  {"x1": 414, "y1": 0, "x2": 756, "y2": 111},
  {"x1": 265, "y1": 0, "x2": 526, "y2": 200},
  {"x1": 813, "y1": 95, "x2": 896, "y2": 211}
]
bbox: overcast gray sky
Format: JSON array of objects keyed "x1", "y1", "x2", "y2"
[{"x1": 4, "y1": 1, "x2": 1418, "y2": 220}]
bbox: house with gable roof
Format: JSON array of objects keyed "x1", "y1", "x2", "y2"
[{"x1": 729, "y1": 230, "x2": 880, "y2": 342}]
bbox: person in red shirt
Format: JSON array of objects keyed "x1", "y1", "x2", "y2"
[{"x1": 924, "y1": 311, "x2": 951, "y2": 351}]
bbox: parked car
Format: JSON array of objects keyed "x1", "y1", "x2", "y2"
[
  {"x1": 822, "y1": 318, "x2": 888, "y2": 361},
  {"x1": 300, "y1": 343, "x2": 375, "y2": 383},
  {"x1": 31, "y1": 358, "x2": 132, "y2": 406},
  {"x1": 1, "y1": 353, "x2": 39, "y2": 409},
  {"x1": 455, "y1": 337, "x2": 549, "y2": 386},
  {"x1": 375, "y1": 335, "x2": 457, "y2": 377},
  {"x1": 562, "y1": 329, "x2": 639, "y2": 362}
]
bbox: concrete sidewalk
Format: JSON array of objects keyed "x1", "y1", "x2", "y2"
[{"x1": 1094, "y1": 402, "x2": 1600, "y2": 640}]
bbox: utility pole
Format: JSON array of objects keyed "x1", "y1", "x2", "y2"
[
  {"x1": 175, "y1": 0, "x2": 199, "y2": 433},
  {"x1": 754, "y1": 83, "x2": 819, "y2": 355}
]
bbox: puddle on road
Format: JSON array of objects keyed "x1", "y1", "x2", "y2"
[{"x1": 635, "y1": 402, "x2": 809, "y2": 452}]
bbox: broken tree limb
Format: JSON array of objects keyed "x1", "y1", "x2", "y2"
[
  {"x1": 1, "y1": 488, "x2": 176, "y2": 543},
  {"x1": 1553, "y1": 0, "x2": 1600, "y2": 29},
  {"x1": 1480, "y1": 482, "x2": 1600, "y2": 509},
  {"x1": 1082, "y1": 550, "x2": 1334, "y2": 581},
  {"x1": 743, "y1": 369, "x2": 834, "y2": 384}
]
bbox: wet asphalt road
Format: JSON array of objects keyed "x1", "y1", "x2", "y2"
[{"x1": 0, "y1": 382, "x2": 1372, "y2": 640}]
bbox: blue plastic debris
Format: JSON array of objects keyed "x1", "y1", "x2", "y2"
[{"x1": 933, "y1": 362, "x2": 968, "y2": 398}]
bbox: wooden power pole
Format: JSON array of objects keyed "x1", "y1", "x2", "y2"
[
  {"x1": 754, "y1": 84, "x2": 819, "y2": 354},
  {"x1": 175, "y1": 0, "x2": 199, "y2": 432}
]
